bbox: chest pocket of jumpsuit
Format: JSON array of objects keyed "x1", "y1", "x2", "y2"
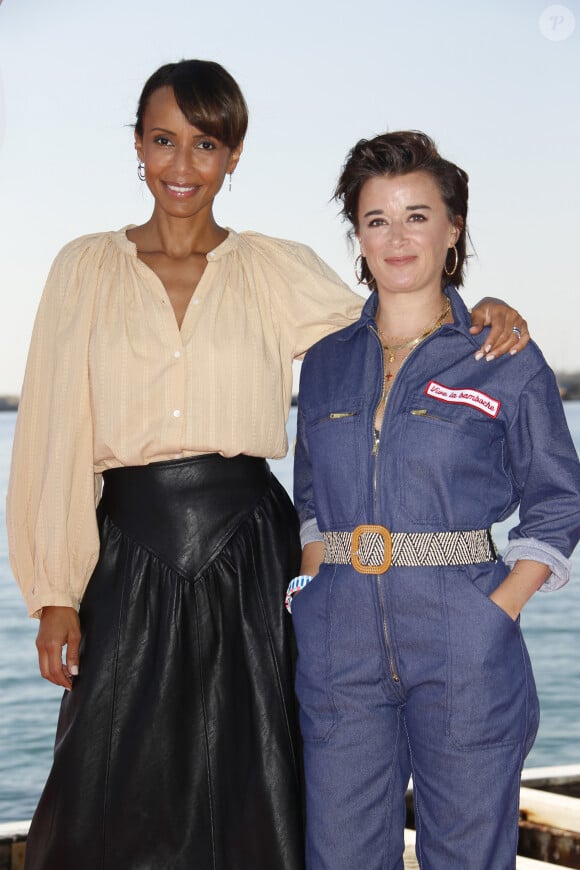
[
  {"x1": 305, "y1": 396, "x2": 365, "y2": 527},
  {"x1": 398, "y1": 409, "x2": 507, "y2": 526}
]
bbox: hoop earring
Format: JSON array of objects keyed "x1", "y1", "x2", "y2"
[
  {"x1": 137, "y1": 161, "x2": 146, "y2": 182},
  {"x1": 444, "y1": 244, "x2": 458, "y2": 277},
  {"x1": 354, "y1": 254, "x2": 373, "y2": 286}
]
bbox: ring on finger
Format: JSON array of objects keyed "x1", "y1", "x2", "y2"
[{"x1": 512, "y1": 326, "x2": 522, "y2": 338}]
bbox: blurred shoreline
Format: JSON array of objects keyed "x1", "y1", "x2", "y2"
[{"x1": 3, "y1": 371, "x2": 580, "y2": 411}]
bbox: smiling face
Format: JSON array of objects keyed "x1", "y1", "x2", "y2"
[
  {"x1": 134, "y1": 86, "x2": 242, "y2": 221},
  {"x1": 357, "y1": 170, "x2": 461, "y2": 299}
]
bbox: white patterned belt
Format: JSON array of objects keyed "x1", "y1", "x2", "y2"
[{"x1": 323, "y1": 525, "x2": 497, "y2": 575}]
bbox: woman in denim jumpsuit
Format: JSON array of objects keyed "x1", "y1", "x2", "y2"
[{"x1": 291, "y1": 132, "x2": 580, "y2": 869}]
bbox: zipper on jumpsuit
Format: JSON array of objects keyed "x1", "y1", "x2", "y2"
[
  {"x1": 368, "y1": 317, "x2": 455, "y2": 685},
  {"x1": 369, "y1": 323, "x2": 400, "y2": 684}
]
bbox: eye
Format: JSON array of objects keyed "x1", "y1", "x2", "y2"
[
  {"x1": 196, "y1": 139, "x2": 218, "y2": 151},
  {"x1": 408, "y1": 213, "x2": 427, "y2": 222},
  {"x1": 154, "y1": 136, "x2": 172, "y2": 147},
  {"x1": 368, "y1": 218, "x2": 387, "y2": 228}
]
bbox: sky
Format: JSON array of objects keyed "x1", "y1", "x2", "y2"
[{"x1": 0, "y1": 0, "x2": 578, "y2": 393}]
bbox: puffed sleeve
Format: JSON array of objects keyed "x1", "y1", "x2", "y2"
[
  {"x1": 7, "y1": 239, "x2": 101, "y2": 617},
  {"x1": 242, "y1": 233, "x2": 364, "y2": 357},
  {"x1": 503, "y1": 364, "x2": 580, "y2": 591}
]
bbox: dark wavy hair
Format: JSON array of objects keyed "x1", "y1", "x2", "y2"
[
  {"x1": 135, "y1": 59, "x2": 248, "y2": 149},
  {"x1": 334, "y1": 131, "x2": 469, "y2": 289}
]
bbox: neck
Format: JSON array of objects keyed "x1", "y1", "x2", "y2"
[
  {"x1": 375, "y1": 288, "x2": 448, "y2": 341},
  {"x1": 135, "y1": 207, "x2": 228, "y2": 258}
]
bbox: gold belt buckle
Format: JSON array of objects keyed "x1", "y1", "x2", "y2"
[{"x1": 351, "y1": 524, "x2": 392, "y2": 574}]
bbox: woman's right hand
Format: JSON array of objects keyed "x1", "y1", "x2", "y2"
[{"x1": 36, "y1": 606, "x2": 81, "y2": 690}]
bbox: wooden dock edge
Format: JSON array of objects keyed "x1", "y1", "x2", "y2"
[
  {"x1": 521, "y1": 764, "x2": 580, "y2": 795},
  {"x1": 3, "y1": 764, "x2": 580, "y2": 870},
  {"x1": 0, "y1": 819, "x2": 569, "y2": 870},
  {"x1": 403, "y1": 828, "x2": 563, "y2": 868},
  {"x1": 0, "y1": 822, "x2": 27, "y2": 870}
]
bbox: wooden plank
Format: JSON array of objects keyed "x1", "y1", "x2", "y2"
[
  {"x1": 403, "y1": 829, "x2": 420, "y2": 869},
  {"x1": 522, "y1": 765, "x2": 580, "y2": 787},
  {"x1": 403, "y1": 828, "x2": 564, "y2": 868},
  {"x1": 519, "y1": 822, "x2": 580, "y2": 868},
  {"x1": 520, "y1": 786, "x2": 580, "y2": 833},
  {"x1": 11, "y1": 842, "x2": 25, "y2": 870},
  {"x1": 0, "y1": 824, "x2": 28, "y2": 870},
  {"x1": 1, "y1": 812, "x2": 575, "y2": 869},
  {"x1": 405, "y1": 765, "x2": 580, "y2": 796},
  {"x1": 522, "y1": 765, "x2": 580, "y2": 800},
  {"x1": 0, "y1": 838, "x2": 26, "y2": 870},
  {"x1": 517, "y1": 857, "x2": 567, "y2": 869}
]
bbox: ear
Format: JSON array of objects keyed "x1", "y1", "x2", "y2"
[
  {"x1": 451, "y1": 216, "x2": 464, "y2": 244},
  {"x1": 356, "y1": 234, "x2": 366, "y2": 258},
  {"x1": 134, "y1": 131, "x2": 144, "y2": 164},
  {"x1": 227, "y1": 139, "x2": 244, "y2": 175}
]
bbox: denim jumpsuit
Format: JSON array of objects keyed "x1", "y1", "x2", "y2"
[{"x1": 293, "y1": 287, "x2": 580, "y2": 870}]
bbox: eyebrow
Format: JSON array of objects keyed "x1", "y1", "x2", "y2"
[
  {"x1": 150, "y1": 127, "x2": 213, "y2": 140},
  {"x1": 362, "y1": 204, "x2": 432, "y2": 218}
]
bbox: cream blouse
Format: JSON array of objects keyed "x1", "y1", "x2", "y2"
[{"x1": 7, "y1": 227, "x2": 363, "y2": 616}]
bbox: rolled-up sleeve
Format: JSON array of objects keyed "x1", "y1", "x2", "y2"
[
  {"x1": 504, "y1": 365, "x2": 580, "y2": 591},
  {"x1": 7, "y1": 242, "x2": 101, "y2": 617}
]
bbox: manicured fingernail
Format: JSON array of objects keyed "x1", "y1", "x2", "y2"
[
  {"x1": 484, "y1": 344, "x2": 492, "y2": 353},
  {"x1": 474, "y1": 351, "x2": 484, "y2": 361},
  {"x1": 485, "y1": 353, "x2": 496, "y2": 362},
  {"x1": 509, "y1": 347, "x2": 518, "y2": 356},
  {"x1": 70, "y1": 665, "x2": 79, "y2": 676}
]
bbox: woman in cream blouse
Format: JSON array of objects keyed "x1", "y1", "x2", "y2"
[{"x1": 7, "y1": 60, "x2": 529, "y2": 870}]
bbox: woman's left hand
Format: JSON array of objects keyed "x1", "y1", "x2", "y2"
[
  {"x1": 489, "y1": 560, "x2": 551, "y2": 621},
  {"x1": 488, "y1": 589, "x2": 521, "y2": 621},
  {"x1": 469, "y1": 297, "x2": 529, "y2": 361}
]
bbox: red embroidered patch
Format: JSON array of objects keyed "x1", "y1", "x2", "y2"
[{"x1": 424, "y1": 381, "x2": 501, "y2": 418}]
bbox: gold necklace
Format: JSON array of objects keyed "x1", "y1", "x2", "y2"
[{"x1": 378, "y1": 298, "x2": 451, "y2": 364}]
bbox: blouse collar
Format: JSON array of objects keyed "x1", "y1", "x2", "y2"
[{"x1": 112, "y1": 225, "x2": 239, "y2": 261}]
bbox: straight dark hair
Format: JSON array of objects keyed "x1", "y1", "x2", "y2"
[{"x1": 135, "y1": 59, "x2": 248, "y2": 149}]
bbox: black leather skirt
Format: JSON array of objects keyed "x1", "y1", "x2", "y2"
[{"x1": 25, "y1": 454, "x2": 304, "y2": 870}]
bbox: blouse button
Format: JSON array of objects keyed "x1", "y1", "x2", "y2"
[
  {"x1": 173, "y1": 351, "x2": 181, "y2": 359},
  {"x1": 173, "y1": 409, "x2": 181, "y2": 418}
]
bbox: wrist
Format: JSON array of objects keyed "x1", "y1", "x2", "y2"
[{"x1": 285, "y1": 574, "x2": 313, "y2": 614}]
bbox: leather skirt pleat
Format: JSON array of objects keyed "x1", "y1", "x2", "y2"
[{"x1": 25, "y1": 454, "x2": 304, "y2": 870}]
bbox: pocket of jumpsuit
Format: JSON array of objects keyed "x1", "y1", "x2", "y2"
[
  {"x1": 304, "y1": 398, "x2": 365, "y2": 527},
  {"x1": 291, "y1": 564, "x2": 338, "y2": 742},
  {"x1": 398, "y1": 411, "x2": 508, "y2": 525},
  {"x1": 444, "y1": 561, "x2": 540, "y2": 752}
]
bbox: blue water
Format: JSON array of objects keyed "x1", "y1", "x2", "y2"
[{"x1": 1, "y1": 407, "x2": 579, "y2": 822}]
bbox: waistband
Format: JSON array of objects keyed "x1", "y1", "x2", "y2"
[
  {"x1": 323, "y1": 525, "x2": 497, "y2": 574},
  {"x1": 99, "y1": 454, "x2": 273, "y2": 578}
]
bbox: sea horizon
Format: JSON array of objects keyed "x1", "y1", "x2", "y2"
[{"x1": 1, "y1": 406, "x2": 579, "y2": 822}]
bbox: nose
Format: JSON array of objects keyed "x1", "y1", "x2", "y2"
[
  {"x1": 172, "y1": 144, "x2": 196, "y2": 176},
  {"x1": 390, "y1": 220, "x2": 408, "y2": 245}
]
